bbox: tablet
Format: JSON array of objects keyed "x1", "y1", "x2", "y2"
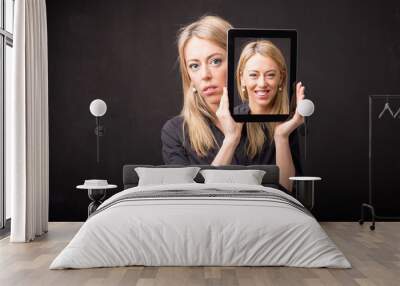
[{"x1": 227, "y1": 29, "x2": 297, "y2": 122}]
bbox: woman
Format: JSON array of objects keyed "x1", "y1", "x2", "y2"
[
  {"x1": 234, "y1": 40, "x2": 289, "y2": 115},
  {"x1": 161, "y1": 15, "x2": 305, "y2": 192}
]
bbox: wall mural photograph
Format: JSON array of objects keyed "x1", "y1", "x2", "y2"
[{"x1": 1, "y1": 0, "x2": 400, "y2": 285}]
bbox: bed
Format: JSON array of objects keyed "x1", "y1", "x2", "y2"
[{"x1": 50, "y1": 164, "x2": 351, "y2": 269}]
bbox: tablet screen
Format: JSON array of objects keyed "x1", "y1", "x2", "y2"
[{"x1": 228, "y1": 29, "x2": 297, "y2": 122}]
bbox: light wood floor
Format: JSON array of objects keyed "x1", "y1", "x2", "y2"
[{"x1": 0, "y1": 222, "x2": 399, "y2": 286}]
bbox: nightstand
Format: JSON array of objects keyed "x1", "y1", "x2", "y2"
[
  {"x1": 289, "y1": 176, "x2": 321, "y2": 210},
  {"x1": 76, "y1": 181, "x2": 117, "y2": 217}
]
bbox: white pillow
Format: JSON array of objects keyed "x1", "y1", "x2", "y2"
[
  {"x1": 200, "y1": 169, "x2": 266, "y2": 185},
  {"x1": 135, "y1": 167, "x2": 200, "y2": 186}
]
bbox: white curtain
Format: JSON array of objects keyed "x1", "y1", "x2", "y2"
[{"x1": 8, "y1": 0, "x2": 49, "y2": 242}]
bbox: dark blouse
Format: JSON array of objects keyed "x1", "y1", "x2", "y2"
[
  {"x1": 234, "y1": 103, "x2": 251, "y2": 115},
  {"x1": 161, "y1": 115, "x2": 303, "y2": 176}
]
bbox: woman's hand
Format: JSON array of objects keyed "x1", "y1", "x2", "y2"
[
  {"x1": 215, "y1": 87, "x2": 243, "y2": 145},
  {"x1": 211, "y1": 87, "x2": 243, "y2": 166},
  {"x1": 274, "y1": 82, "x2": 306, "y2": 140}
]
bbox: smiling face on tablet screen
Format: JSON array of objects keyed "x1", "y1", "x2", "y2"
[
  {"x1": 235, "y1": 40, "x2": 289, "y2": 116},
  {"x1": 241, "y1": 53, "x2": 283, "y2": 114}
]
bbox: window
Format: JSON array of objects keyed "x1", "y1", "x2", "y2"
[{"x1": 1, "y1": 0, "x2": 14, "y2": 230}]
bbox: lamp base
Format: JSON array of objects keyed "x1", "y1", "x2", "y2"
[{"x1": 94, "y1": 125, "x2": 105, "y2": 136}]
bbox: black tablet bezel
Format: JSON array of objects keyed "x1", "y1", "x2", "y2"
[{"x1": 228, "y1": 28, "x2": 297, "y2": 122}]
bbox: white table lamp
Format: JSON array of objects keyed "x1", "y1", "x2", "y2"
[
  {"x1": 297, "y1": 98, "x2": 315, "y2": 162},
  {"x1": 297, "y1": 99, "x2": 315, "y2": 117},
  {"x1": 89, "y1": 99, "x2": 107, "y2": 163}
]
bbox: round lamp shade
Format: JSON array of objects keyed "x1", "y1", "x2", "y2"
[
  {"x1": 89, "y1": 99, "x2": 107, "y2": 117},
  {"x1": 297, "y1": 99, "x2": 315, "y2": 117}
]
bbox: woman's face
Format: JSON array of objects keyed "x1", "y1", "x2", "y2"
[
  {"x1": 184, "y1": 37, "x2": 227, "y2": 112},
  {"x1": 241, "y1": 53, "x2": 282, "y2": 112}
]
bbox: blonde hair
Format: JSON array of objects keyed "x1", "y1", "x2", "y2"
[
  {"x1": 177, "y1": 16, "x2": 272, "y2": 159},
  {"x1": 235, "y1": 40, "x2": 290, "y2": 157}
]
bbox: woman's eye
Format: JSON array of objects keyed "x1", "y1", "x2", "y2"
[
  {"x1": 249, "y1": 73, "x2": 257, "y2": 78},
  {"x1": 210, "y1": 58, "x2": 222, "y2": 65},
  {"x1": 189, "y1": 63, "x2": 199, "y2": 71},
  {"x1": 266, "y1": 73, "x2": 276, "y2": 78}
]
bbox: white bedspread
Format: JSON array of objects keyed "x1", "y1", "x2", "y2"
[{"x1": 50, "y1": 183, "x2": 351, "y2": 269}]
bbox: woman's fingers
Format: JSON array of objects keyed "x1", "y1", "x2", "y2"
[
  {"x1": 217, "y1": 87, "x2": 229, "y2": 116},
  {"x1": 220, "y1": 87, "x2": 229, "y2": 110},
  {"x1": 215, "y1": 87, "x2": 243, "y2": 141},
  {"x1": 299, "y1": 87, "x2": 305, "y2": 101},
  {"x1": 296, "y1": 81, "x2": 305, "y2": 101},
  {"x1": 216, "y1": 87, "x2": 229, "y2": 119},
  {"x1": 296, "y1": 82, "x2": 301, "y2": 96},
  {"x1": 292, "y1": 81, "x2": 305, "y2": 124}
]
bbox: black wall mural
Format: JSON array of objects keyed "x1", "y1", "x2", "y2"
[{"x1": 47, "y1": 0, "x2": 400, "y2": 221}]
